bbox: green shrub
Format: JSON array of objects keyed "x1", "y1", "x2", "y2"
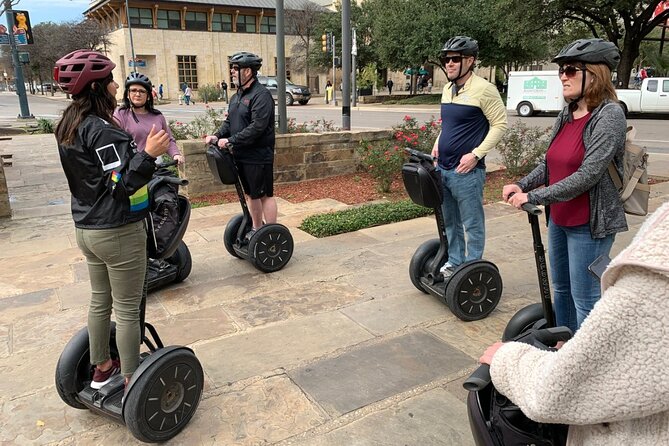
[
  {"x1": 357, "y1": 114, "x2": 440, "y2": 192},
  {"x1": 284, "y1": 117, "x2": 340, "y2": 133},
  {"x1": 497, "y1": 121, "x2": 552, "y2": 176},
  {"x1": 168, "y1": 106, "x2": 226, "y2": 139},
  {"x1": 299, "y1": 200, "x2": 433, "y2": 238},
  {"x1": 196, "y1": 84, "x2": 220, "y2": 103},
  {"x1": 35, "y1": 117, "x2": 55, "y2": 134}
]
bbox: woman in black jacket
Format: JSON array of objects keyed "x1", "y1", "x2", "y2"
[{"x1": 54, "y1": 50, "x2": 169, "y2": 389}]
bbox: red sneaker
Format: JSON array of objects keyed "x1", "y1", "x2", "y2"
[{"x1": 91, "y1": 359, "x2": 121, "y2": 389}]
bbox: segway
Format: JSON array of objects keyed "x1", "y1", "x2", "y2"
[
  {"x1": 402, "y1": 148, "x2": 502, "y2": 321},
  {"x1": 205, "y1": 143, "x2": 293, "y2": 273},
  {"x1": 462, "y1": 199, "x2": 573, "y2": 446},
  {"x1": 146, "y1": 160, "x2": 192, "y2": 291},
  {"x1": 55, "y1": 165, "x2": 204, "y2": 443}
]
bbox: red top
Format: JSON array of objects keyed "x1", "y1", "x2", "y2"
[{"x1": 546, "y1": 113, "x2": 591, "y2": 226}]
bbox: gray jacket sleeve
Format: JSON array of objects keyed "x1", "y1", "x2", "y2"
[{"x1": 523, "y1": 103, "x2": 626, "y2": 206}]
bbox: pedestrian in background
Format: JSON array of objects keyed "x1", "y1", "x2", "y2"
[
  {"x1": 184, "y1": 84, "x2": 192, "y2": 105},
  {"x1": 503, "y1": 38, "x2": 627, "y2": 333},
  {"x1": 325, "y1": 80, "x2": 332, "y2": 104},
  {"x1": 387, "y1": 79, "x2": 394, "y2": 95},
  {"x1": 158, "y1": 83, "x2": 163, "y2": 100},
  {"x1": 221, "y1": 80, "x2": 228, "y2": 102}
]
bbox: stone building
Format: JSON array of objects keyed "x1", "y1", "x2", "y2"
[{"x1": 84, "y1": 0, "x2": 323, "y2": 99}]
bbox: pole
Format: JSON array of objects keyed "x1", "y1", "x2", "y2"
[
  {"x1": 332, "y1": 34, "x2": 337, "y2": 106},
  {"x1": 275, "y1": 0, "x2": 287, "y2": 133},
  {"x1": 125, "y1": 0, "x2": 137, "y2": 73},
  {"x1": 351, "y1": 28, "x2": 357, "y2": 107},
  {"x1": 4, "y1": 0, "x2": 32, "y2": 118},
  {"x1": 341, "y1": 0, "x2": 351, "y2": 130}
]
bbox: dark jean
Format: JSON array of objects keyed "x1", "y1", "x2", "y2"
[
  {"x1": 548, "y1": 219, "x2": 615, "y2": 333},
  {"x1": 438, "y1": 166, "x2": 486, "y2": 266}
]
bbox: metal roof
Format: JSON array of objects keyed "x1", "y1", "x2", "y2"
[{"x1": 87, "y1": 0, "x2": 325, "y2": 13}]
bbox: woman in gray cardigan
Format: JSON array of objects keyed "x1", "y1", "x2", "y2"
[{"x1": 503, "y1": 39, "x2": 627, "y2": 332}]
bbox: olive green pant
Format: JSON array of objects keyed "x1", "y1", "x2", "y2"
[{"x1": 75, "y1": 220, "x2": 147, "y2": 377}]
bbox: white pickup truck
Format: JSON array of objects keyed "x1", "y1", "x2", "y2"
[
  {"x1": 507, "y1": 71, "x2": 669, "y2": 116},
  {"x1": 616, "y1": 77, "x2": 669, "y2": 114}
]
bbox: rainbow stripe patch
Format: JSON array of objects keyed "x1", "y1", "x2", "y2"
[
  {"x1": 111, "y1": 171, "x2": 121, "y2": 183},
  {"x1": 129, "y1": 185, "x2": 149, "y2": 212}
]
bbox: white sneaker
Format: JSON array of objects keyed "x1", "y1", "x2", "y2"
[{"x1": 439, "y1": 262, "x2": 455, "y2": 274}]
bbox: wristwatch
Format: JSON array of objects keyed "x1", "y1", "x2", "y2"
[{"x1": 472, "y1": 153, "x2": 480, "y2": 161}]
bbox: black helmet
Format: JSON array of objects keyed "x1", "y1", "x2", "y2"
[
  {"x1": 441, "y1": 36, "x2": 479, "y2": 57},
  {"x1": 125, "y1": 72, "x2": 152, "y2": 90},
  {"x1": 229, "y1": 52, "x2": 262, "y2": 71},
  {"x1": 552, "y1": 38, "x2": 620, "y2": 71}
]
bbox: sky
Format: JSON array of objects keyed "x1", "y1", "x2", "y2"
[{"x1": 9, "y1": 0, "x2": 89, "y2": 25}]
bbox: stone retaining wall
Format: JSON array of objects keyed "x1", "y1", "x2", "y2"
[{"x1": 178, "y1": 129, "x2": 392, "y2": 197}]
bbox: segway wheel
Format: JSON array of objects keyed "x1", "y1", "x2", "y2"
[
  {"x1": 409, "y1": 239, "x2": 442, "y2": 293},
  {"x1": 502, "y1": 303, "x2": 547, "y2": 341},
  {"x1": 168, "y1": 241, "x2": 192, "y2": 283},
  {"x1": 124, "y1": 349, "x2": 204, "y2": 443},
  {"x1": 445, "y1": 262, "x2": 502, "y2": 321},
  {"x1": 248, "y1": 224, "x2": 294, "y2": 273},
  {"x1": 55, "y1": 324, "x2": 118, "y2": 409},
  {"x1": 223, "y1": 214, "x2": 244, "y2": 258}
]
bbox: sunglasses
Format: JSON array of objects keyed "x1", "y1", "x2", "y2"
[
  {"x1": 231, "y1": 66, "x2": 240, "y2": 71},
  {"x1": 558, "y1": 65, "x2": 585, "y2": 78},
  {"x1": 441, "y1": 56, "x2": 464, "y2": 64},
  {"x1": 129, "y1": 88, "x2": 147, "y2": 95}
]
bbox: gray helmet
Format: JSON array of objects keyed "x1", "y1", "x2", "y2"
[
  {"x1": 229, "y1": 52, "x2": 262, "y2": 71},
  {"x1": 125, "y1": 72, "x2": 152, "y2": 90},
  {"x1": 552, "y1": 38, "x2": 620, "y2": 71},
  {"x1": 441, "y1": 36, "x2": 479, "y2": 57}
]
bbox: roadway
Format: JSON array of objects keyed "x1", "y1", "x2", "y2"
[{"x1": 2, "y1": 91, "x2": 667, "y2": 156}]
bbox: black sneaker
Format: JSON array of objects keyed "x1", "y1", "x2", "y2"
[{"x1": 91, "y1": 359, "x2": 121, "y2": 389}]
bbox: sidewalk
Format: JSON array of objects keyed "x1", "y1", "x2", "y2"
[{"x1": 0, "y1": 134, "x2": 668, "y2": 445}]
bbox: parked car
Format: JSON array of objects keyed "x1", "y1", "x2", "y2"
[
  {"x1": 616, "y1": 77, "x2": 669, "y2": 115},
  {"x1": 257, "y1": 76, "x2": 311, "y2": 105}
]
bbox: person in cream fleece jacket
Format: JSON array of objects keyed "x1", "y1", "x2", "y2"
[{"x1": 480, "y1": 200, "x2": 669, "y2": 446}]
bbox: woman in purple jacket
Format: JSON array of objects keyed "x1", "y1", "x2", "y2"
[{"x1": 114, "y1": 73, "x2": 184, "y2": 165}]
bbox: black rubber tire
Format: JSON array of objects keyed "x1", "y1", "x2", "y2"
[
  {"x1": 286, "y1": 93, "x2": 294, "y2": 106},
  {"x1": 445, "y1": 262, "x2": 502, "y2": 321},
  {"x1": 516, "y1": 101, "x2": 534, "y2": 117},
  {"x1": 298, "y1": 100, "x2": 309, "y2": 105},
  {"x1": 619, "y1": 101, "x2": 628, "y2": 116},
  {"x1": 168, "y1": 241, "x2": 192, "y2": 283},
  {"x1": 124, "y1": 349, "x2": 204, "y2": 443},
  {"x1": 223, "y1": 214, "x2": 245, "y2": 259},
  {"x1": 55, "y1": 324, "x2": 118, "y2": 410},
  {"x1": 502, "y1": 303, "x2": 547, "y2": 341},
  {"x1": 408, "y1": 239, "x2": 442, "y2": 293},
  {"x1": 248, "y1": 224, "x2": 294, "y2": 273}
]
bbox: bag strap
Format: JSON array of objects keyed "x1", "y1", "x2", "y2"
[
  {"x1": 608, "y1": 162, "x2": 623, "y2": 190},
  {"x1": 620, "y1": 166, "x2": 643, "y2": 201}
]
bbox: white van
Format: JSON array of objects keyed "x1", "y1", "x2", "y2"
[{"x1": 506, "y1": 71, "x2": 565, "y2": 117}]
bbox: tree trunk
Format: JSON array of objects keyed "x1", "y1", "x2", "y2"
[{"x1": 617, "y1": 34, "x2": 641, "y2": 90}]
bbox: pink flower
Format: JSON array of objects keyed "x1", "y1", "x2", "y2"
[
  {"x1": 404, "y1": 115, "x2": 412, "y2": 121},
  {"x1": 420, "y1": 126, "x2": 426, "y2": 131}
]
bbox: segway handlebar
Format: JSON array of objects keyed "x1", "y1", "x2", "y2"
[
  {"x1": 404, "y1": 147, "x2": 436, "y2": 163},
  {"x1": 463, "y1": 326, "x2": 573, "y2": 392},
  {"x1": 157, "y1": 159, "x2": 179, "y2": 169},
  {"x1": 161, "y1": 176, "x2": 189, "y2": 186},
  {"x1": 508, "y1": 192, "x2": 542, "y2": 216}
]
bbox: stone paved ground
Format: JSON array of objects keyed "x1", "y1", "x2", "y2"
[{"x1": 1, "y1": 134, "x2": 668, "y2": 445}]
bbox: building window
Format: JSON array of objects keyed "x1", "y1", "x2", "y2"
[
  {"x1": 212, "y1": 13, "x2": 232, "y2": 32},
  {"x1": 185, "y1": 11, "x2": 207, "y2": 31},
  {"x1": 260, "y1": 16, "x2": 276, "y2": 34},
  {"x1": 128, "y1": 7, "x2": 152, "y2": 28},
  {"x1": 237, "y1": 14, "x2": 256, "y2": 33},
  {"x1": 178, "y1": 55, "x2": 198, "y2": 90},
  {"x1": 157, "y1": 10, "x2": 181, "y2": 29}
]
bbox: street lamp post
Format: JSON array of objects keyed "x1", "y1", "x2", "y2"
[{"x1": 125, "y1": 0, "x2": 137, "y2": 73}]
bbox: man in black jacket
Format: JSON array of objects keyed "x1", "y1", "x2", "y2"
[{"x1": 205, "y1": 52, "x2": 276, "y2": 239}]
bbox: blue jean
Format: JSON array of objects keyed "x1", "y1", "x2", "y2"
[
  {"x1": 548, "y1": 219, "x2": 614, "y2": 333},
  {"x1": 438, "y1": 166, "x2": 486, "y2": 266}
]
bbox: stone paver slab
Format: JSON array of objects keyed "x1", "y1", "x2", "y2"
[
  {"x1": 195, "y1": 311, "x2": 374, "y2": 386},
  {"x1": 289, "y1": 331, "x2": 473, "y2": 416}
]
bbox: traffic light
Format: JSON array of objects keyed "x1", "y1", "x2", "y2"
[{"x1": 321, "y1": 32, "x2": 332, "y2": 54}]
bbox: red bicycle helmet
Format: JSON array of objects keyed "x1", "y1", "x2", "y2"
[{"x1": 54, "y1": 50, "x2": 116, "y2": 96}]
